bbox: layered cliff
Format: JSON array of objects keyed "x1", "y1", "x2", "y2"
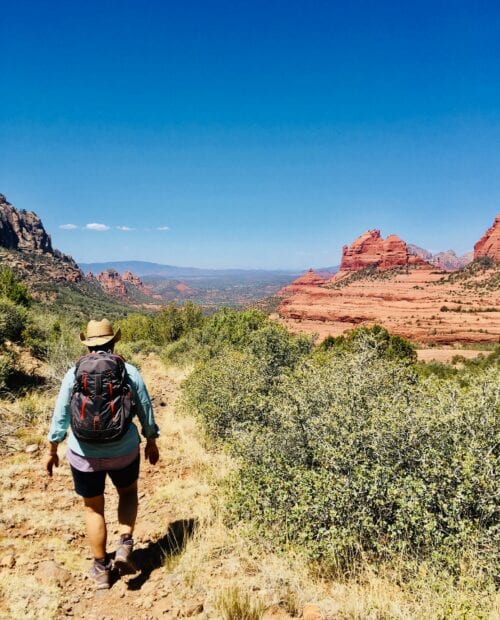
[{"x1": 338, "y1": 230, "x2": 428, "y2": 273}]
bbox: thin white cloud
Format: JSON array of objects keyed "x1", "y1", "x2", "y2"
[
  {"x1": 116, "y1": 226, "x2": 135, "y2": 231},
  {"x1": 86, "y1": 223, "x2": 110, "y2": 231},
  {"x1": 59, "y1": 223, "x2": 78, "y2": 230},
  {"x1": 156, "y1": 226, "x2": 170, "y2": 231}
]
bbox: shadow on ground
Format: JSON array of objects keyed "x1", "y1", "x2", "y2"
[{"x1": 126, "y1": 518, "x2": 198, "y2": 590}]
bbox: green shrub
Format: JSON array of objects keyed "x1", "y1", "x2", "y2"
[
  {"x1": 0, "y1": 298, "x2": 28, "y2": 343},
  {"x1": 0, "y1": 266, "x2": 32, "y2": 307},
  {"x1": 152, "y1": 303, "x2": 185, "y2": 344},
  {"x1": 45, "y1": 323, "x2": 85, "y2": 382},
  {"x1": 116, "y1": 313, "x2": 154, "y2": 342},
  {"x1": 186, "y1": 330, "x2": 499, "y2": 577},
  {"x1": 185, "y1": 349, "x2": 270, "y2": 441},
  {"x1": 161, "y1": 335, "x2": 198, "y2": 367},
  {"x1": 0, "y1": 351, "x2": 15, "y2": 391},
  {"x1": 196, "y1": 308, "x2": 267, "y2": 356},
  {"x1": 318, "y1": 325, "x2": 416, "y2": 362}
]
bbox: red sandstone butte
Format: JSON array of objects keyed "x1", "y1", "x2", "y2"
[
  {"x1": 474, "y1": 215, "x2": 500, "y2": 261},
  {"x1": 122, "y1": 270, "x2": 153, "y2": 295},
  {"x1": 96, "y1": 269, "x2": 127, "y2": 297},
  {"x1": 122, "y1": 270, "x2": 142, "y2": 287},
  {"x1": 338, "y1": 229, "x2": 427, "y2": 273},
  {"x1": 278, "y1": 269, "x2": 326, "y2": 296}
]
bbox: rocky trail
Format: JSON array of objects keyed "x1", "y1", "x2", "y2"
[{"x1": 0, "y1": 356, "x2": 216, "y2": 619}]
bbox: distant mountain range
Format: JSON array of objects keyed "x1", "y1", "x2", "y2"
[
  {"x1": 407, "y1": 245, "x2": 473, "y2": 270},
  {"x1": 79, "y1": 260, "x2": 303, "y2": 279}
]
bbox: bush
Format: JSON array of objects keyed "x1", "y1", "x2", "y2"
[
  {"x1": 185, "y1": 349, "x2": 270, "y2": 441},
  {"x1": 186, "y1": 330, "x2": 499, "y2": 577},
  {"x1": 0, "y1": 352, "x2": 15, "y2": 391},
  {"x1": 184, "y1": 320, "x2": 313, "y2": 440},
  {"x1": 161, "y1": 335, "x2": 198, "y2": 367},
  {"x1": 116, "y1": 313, "x2": 154, "y2": 343},
  {"x1": 196, "y1": 308, "x2": 267, "y2": 356},
  {"x1": 45, "y1": 322, "x2": 84, "y2": 383},
  {"x1": 0, "y1": 266, "x2": 32, "y2": 307},
  {"x1": 318, "y1": 325, "x2": 416, "y2": 362},
  {"x1": 0, "y1": 299, "x2": 28, "y2": 343}
]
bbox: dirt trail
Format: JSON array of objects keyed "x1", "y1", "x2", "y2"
[{"x1": 0, "y1": 355, "x2": 207, "y2": 619}]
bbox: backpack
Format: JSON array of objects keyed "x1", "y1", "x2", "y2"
[{"x1": 70, "y1": 352, "x2": 135, "y2": 443}]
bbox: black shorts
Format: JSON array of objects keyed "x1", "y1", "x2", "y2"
[{"x1": 70, "y1": 455, "x2": 140, "y2": 498}]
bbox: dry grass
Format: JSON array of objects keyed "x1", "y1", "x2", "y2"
[{"x1": 216, "y1": 586, "x2": 266, "y2": 620}]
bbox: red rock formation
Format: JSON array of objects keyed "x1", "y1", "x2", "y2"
[
  {"x1": 474, "y1": 215, "x2": 500, "y2": 261},
  {"x1": 339, "y1": 230, "x2": 426, "y2": 273},
  {"x1": 122, "y1": 271, "x2": 141, "y2": 287},
  {"x1": 122, "y1": 270, "x2": 154, "y2": 296},
  {"x1": 96, "y1": 269, "x2": 127, "y2": 297},
  {"x1": 277, "y1": 220, "x2": 499, "y2": 345},
  {"x1": 278, "y1": 269, "x2": 326, "y2": 297},
  {"x1": 175, "y1": 282, "x2": 195, "y2": 295},
  {"x1": 0, "y1": 193, "x2": 82, "y2": 283},
  {"x1": 0, "y1": 193, "x2": 53, "y2": 253}
]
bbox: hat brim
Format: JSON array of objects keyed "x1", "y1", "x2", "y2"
[{"x1": 80, "y1": 327, "x2": 121, "y2": 347}]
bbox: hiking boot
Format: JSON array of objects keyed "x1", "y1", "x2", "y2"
[
  {"x1": 114, "y1": 536, "x2": 136, "y2": 574},
  {"x1": 88, "y1": 559, "x2": 111, "y2": 590}
]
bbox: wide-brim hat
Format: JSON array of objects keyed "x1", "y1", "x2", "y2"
[{"x1": 80, "y1": 319, "x2": 121, "y2": 347}]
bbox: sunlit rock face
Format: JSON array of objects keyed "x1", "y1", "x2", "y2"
[{"x1": 474, "y1": 215, "x2": 500, "y2": 262}]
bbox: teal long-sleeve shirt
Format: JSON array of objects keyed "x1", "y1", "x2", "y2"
[{"x1": 48, "y1": 362, "x2": 160, "y2": 457}]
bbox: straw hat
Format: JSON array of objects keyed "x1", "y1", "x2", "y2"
[{"x1": 80, "y1": 319, "x2": 121, "y2": 347}]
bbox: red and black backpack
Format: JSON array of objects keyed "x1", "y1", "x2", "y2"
[{"x1": 70, "y1": 352, "x2": 135, "y2": 443}]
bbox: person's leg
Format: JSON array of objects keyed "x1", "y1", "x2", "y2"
[
  {"x1": 70, "y1": 466, "x2": 107, "y2": 560},
  {"x1": 108, "y1": 455, "x2": 140, "y2": 537},
  {"x1": 83, "y1": 494, "x2": 107, "y2": 560},
  {"x1": 117, "y1": 480, "x2": 138, "y2": 536},
  {"x1": 109, "y1": 456, "x2": 140, "y2": 572}
]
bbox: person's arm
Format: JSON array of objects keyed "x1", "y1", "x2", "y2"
[
  {"x1": 46, "y1": 368, "x2": 74, "y2": 476},
  {"x1": 128, "y1": 366, "x2": 160, "y2": 464}
]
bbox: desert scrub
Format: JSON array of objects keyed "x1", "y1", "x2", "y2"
[
  {"x1": 184, "y1": 323, "x2": 312, "y2": 441},
  {"x1": 0, "y1": 298, "x2": 28, "y2": 343},
  {"x1": 0, "y1": 351, "x2": 15, "y2": 391},
  {"x1": 185, "y1": 329, "x2": 499, "y2": 579}
]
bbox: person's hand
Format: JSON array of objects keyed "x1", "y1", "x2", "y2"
[
  {"x1": 46, "y1": 452, "x2": 59, "y2": 477},
  {"x1": 145, "y1": 439, "x2": 159, "y2": 465}
]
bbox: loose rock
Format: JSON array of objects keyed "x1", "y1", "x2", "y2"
[{"x1": 35, "y1": 560, "x2": 71, "y2": 586}]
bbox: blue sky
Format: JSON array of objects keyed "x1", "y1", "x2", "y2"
[{"x1": 1, "y1": 1, "x2": 499, "y2": 269}]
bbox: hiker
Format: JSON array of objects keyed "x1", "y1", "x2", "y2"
[{"x1": 45, "y1": 318, "x2": 160, "y2": 590}]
